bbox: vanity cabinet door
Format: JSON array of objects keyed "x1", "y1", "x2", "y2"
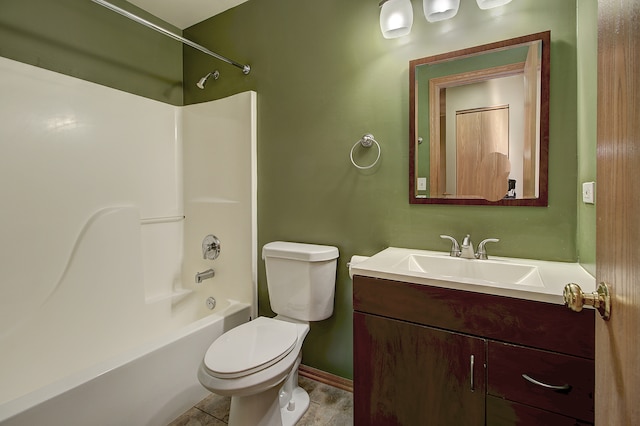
[{"x1": 354, "y1": 312, "x2": 486, "y2": 426}]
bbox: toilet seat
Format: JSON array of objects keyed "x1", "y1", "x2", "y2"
[{"x1": 203, "y1": 317, "x2": 298, "y2": 379}]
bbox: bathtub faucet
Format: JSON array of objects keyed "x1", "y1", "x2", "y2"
[{"x1": 195, "y1": 268, "x2": 215, "y2": 283}]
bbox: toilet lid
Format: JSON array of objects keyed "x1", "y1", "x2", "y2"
[{"x1": 204, "y1": 317, "x2": 298, "y2": 379}]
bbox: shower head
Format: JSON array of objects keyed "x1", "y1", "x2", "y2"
[{"x1": 196, "y1": 70, "x2": 220, "y2": 89}]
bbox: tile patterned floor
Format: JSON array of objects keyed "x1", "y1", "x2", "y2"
[{"x1": 167, "y1": 376, "x2": 353, "y2": 425}]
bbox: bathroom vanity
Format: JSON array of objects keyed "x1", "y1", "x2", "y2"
[{"x1": 351, "y1": 248, "x2": 595, "y2": 425}]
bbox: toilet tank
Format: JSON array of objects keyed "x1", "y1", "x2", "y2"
[{"x1": 262, "y1": 242, "x2": 339, "y2": 321}]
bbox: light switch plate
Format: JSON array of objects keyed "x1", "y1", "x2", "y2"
[
  {"x1": 417, "y1": 177, "x2": 427, "y2": 191},
  {"x1": 582, "y1": 181, "x2": 595, "y2": 204}
]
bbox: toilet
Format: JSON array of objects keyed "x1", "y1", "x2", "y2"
[{"x1": 197, "y1": 241, "x2": 339, "y2": 426}]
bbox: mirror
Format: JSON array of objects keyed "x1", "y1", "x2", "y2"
[{"x1": 409, "y1": 32, "x2": 549, "y2": 206}]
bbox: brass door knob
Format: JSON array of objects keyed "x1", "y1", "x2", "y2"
[{"x1": 563, "y1": 282, "x2": 611, "y2": 320}]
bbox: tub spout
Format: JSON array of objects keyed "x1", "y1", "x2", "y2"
[{"x1": 195, "y1": 268, "x2": 215, "y2": 283}]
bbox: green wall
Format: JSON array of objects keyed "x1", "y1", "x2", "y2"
[
  {"x1": 0, "y1": 0, "x2": 183, "y2": 105},
  {"x1": 576, "y1": 0, "x2": 598, "y2": 275},
  {"x1": 184, "y1": 0, "x2": 588, "y2": 379},
  {"x1": 0, "y1": 0, "x2": 595, "y2": 382}
]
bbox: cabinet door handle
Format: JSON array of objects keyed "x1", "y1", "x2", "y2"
[
  {"x1": 522, "y1": 374, "x2": 572, "y2": 392},
  {"x1": 470, "y1": 355, "x2": 475, "y2": 391}
]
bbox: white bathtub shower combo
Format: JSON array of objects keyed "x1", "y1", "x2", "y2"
[{"x1": 0, "y1": 56, "x2": 257, "y2": 425}]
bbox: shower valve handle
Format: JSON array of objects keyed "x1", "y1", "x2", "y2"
[{"x1": 202, "y1": 235, "x2": 221, "y2": 260}]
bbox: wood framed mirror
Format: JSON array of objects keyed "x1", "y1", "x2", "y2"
[{"x1": 409, "y1": 31, "x2": 550, "y2": 206}]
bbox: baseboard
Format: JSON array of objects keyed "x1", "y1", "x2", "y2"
[{"x1": 298, "y1": 364, "x2": 353, "y2": 393}]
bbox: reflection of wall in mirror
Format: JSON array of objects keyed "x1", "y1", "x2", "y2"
[{"x1": 446, "y1": 75, "x2": 524, "y2": 197}]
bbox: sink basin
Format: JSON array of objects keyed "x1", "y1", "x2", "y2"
[
  {"x1": 349, "y1": 247, "x2": 596, "y2": 304},
  {"x1": 395, "y1": 254, "x2": 544, "y2": 287}
]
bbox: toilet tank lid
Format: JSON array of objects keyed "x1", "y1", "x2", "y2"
[{"x1": 262, "y1": 241, "x2": 339, "y2": 261}]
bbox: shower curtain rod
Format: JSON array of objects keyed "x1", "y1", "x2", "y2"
[{"x1": 92, "y1": 0, "x2": 251, "y2": 75}]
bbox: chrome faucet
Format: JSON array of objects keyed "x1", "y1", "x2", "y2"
[
  {"x1": 460, "y1": 234, "x2": 475, "y2": 259},
  {"x1": 440, "y1": 234, "x2": 500, "y2": 259},
  {"x1": 476, "y1": 238, "x2": 500, "y2": 260},
  {"x1": 440, "y1": 235, "x2": 461, "y2": 257},
  {"x1": 195, "y1": 268, "x2": 215, "y2": 283}
]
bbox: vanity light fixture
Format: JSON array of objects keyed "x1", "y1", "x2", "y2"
[
  {"x1": 475, "y1": 0, "x2": 513, "y2": 9},
  {"x1": 380, "y1": 0, "x2": 513, "y2": 38},
  {"x1": 379, "y1": 0, "x2": 414, "y2": 39},
  {"x1": 423, "y1": 0, "x2": 460, "y2": 22}
]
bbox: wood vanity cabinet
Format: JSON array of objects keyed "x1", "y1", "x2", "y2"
[{"x1": 353, "y1": 275, "x2": 595, "y2": 426}]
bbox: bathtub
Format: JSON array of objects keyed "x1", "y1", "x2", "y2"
[
  {"x1": 0, "y1": 58, "x2": 257, "y2": 426},
  {"x1": 0, "y1": 299, "x2": 250, "y2": 426}
]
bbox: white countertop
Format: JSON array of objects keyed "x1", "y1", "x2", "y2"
[{"x1": 350, "y1": 247, "x2": 596, "y2": 305}]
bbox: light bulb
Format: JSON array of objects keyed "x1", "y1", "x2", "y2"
[
  {"x1": 423, "y1": 0, "x2": 460, "y2": 22},
  {"x1": 380, "y1": 0, "x2": 413, "y2": 39},
  {"x1": 476, "y1": 0, "x2": 513, "y2": 10}
]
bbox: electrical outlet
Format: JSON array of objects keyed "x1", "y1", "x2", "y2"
[
  {"x1": 582, "y1": 181, "x2": 595, "y2": 204},
  {"x1": 417, "y1": 177, "x2": 427, "y2": 191}
]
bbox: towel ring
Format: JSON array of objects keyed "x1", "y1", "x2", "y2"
[{"x1": 350, "y1": 134, "x2": 381, "y2": 170}]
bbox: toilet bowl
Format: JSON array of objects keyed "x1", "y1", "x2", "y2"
[
  {"x1": 197, "y1": 316, "x2": 310, "y2": 425},
  {"x1": 197, "y1": 242, "x2": 339, "y2": 426}
]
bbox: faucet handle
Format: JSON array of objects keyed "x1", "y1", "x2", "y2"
[
  {"x1": 440, "y1": 235, "x2": 461, "y2": 257},
  {"x1": 476, "y1": 238, "x2": 499, "y2": 260},
  {"x1": 202, "y1": 234, "x2": 221, "y2": 260}
]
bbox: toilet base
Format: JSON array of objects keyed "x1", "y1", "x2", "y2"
[
  {"x1": 228, "y1": 383, "x2": 310, "y2": 426},
  {"x1": 280, "y1": 385, "x2": 310, "y2": 426},
  {"x1": 227, "y1": 354, "x2": 310, "y2": 426}
]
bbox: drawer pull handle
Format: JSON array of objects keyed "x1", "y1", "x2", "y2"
[
  {"x1": 470, "y1": 355, "x2": 475, "y2": 391},
  {"x1": 522, "y1": 374, "x2": 572, "y2": 392}
]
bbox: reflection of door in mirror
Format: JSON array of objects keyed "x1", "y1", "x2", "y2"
[
  {"x1": 455, "y1": 106, "x2": 509, "y2": 199},
  {"x1": 523, "y1": 41, "x2": 540, "y2": 198}
]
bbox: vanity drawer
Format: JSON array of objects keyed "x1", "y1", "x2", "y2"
[
  {"x1": 487, "y1": 342, "x2": 594, "y2": 423},
  {"x1": 487, "y1": 396, "x2": 593, "y2": 426},
  {"x1": 353, "y1": 275, "x2": 595, "y2": 358}
]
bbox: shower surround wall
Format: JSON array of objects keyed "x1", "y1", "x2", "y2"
[{"x1": 0, "y1": 56, "x2": 256, "y2": 406}]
